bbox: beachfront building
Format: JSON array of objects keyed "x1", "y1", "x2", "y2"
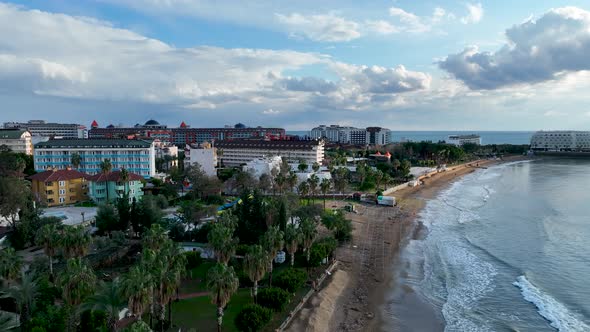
[
  {"x1": 29, "y1": 168, "x2": 90, "y2": 207},
  {"x1": 310, "y1": 125, "x2": 391, "y2": 145},
  {"x1": 530, "y1": 131, "x2": 590, "y2": 151},
  {"x1": 448, "y1": 134, "x2": 482, "y2": 146},
  {"x1": 4, "y1": 120, "x2": 87, "y2": 139},
  {"x1": 0, "y1": 129, "x2": 33, "y2": 155},
  {"x1": 89, "y1": 120, "x2": 286, "y2": 146},
  {"x1": 366, "y1": 127, "x2": 392, "y2": 145},
  {"x1": 154, "y1": 140, "x2": 179, "y2": 171},
  {"x1": 87, "y1": 170, "x2": 144, "y2": 204},
  {"x1": 34, "y1": 139, "x2": 156, "y2": 178},
  {"x1": 184, "y1": 142, "x2": 218, "y2": 176},
  {"x1": 242, "y1": 156, "x2": 282, "y2": 178},
  {"x1": 216, "y1": 139, "x2": 325, "y2": 167}
]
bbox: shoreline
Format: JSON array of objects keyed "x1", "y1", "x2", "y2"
[{"x1": 286, "y1": 156, "x2": 528, "y2": 332}]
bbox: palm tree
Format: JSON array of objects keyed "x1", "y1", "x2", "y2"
[
  {"x1": 307, "y1": 174, "x2": 319, "y2": 203},
  {"x1": 286, "y1": 171, "x2": 298, "y2": 193},
  {"x1": 320, "y1": 178, "x2": 331, "y2": 209},
  {"x1": 261, "y1": 226, "x2": 283, "y2": 287},
  {"x1": 121, "y1": 265, "x2": 152, "y2": 321},
  {"x1": 374, "y1": 170, "x2": 384, "y2": 191},
  {"x1": 207, "y1": 263, "x2": 239, "y2": 332},
  {"x1": 1, "y1": 271, "x2": 39, "y2": 326},
  {"x1": 0, "y1": 311, "x2": 19, "y2": 331},
  {"x1": 79, "y1": 279, "x2": 126, "y2": 332},
  {"x1": 311, "y1": 162, "x2": 320, "y2": 173},
  {"x1": 297, "y1": 181, "x2": 309, "y2": 204},
  {"x1": 59, "y1": 258, "x2": 97, "y2": 332},
  {"x1": 142, "y1": 224, "x2": 169, "y2": 252},
  {"x1": 0, "y1": 248, "x2": 22, "y2": 286},
  {"x1": 243, "y1": 245, "x2": 267, "y2": 302},
  {"x1": 207, "y1": 223, "x2": 238, "y2": 265},
  {"x1": 300, "y1": 219, "x2": 317, "y2": 264},
  {"x1": 71, "y1": 152, "x2": 82, "y2": 170},
  {"x1": 284, "y1": 224, "x2": 301, "y2": 267},
  {"x1": 35, "y1": 224, "x2": 60, "y2": 278},
  {"x1": 120, "y1": 168, "x2": 130, "y2": 198},
  {"x1": 60, "y1": 226, "x2": 91, "y2": 259},
  {"x1": 100, "y1": 159, "x2": 113, "y2": 201},
  {"x1": 297, "y1": 162, "x2": 308, "y2": 173}
]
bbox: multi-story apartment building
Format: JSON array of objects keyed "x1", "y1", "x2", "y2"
[
  {"x1": 34, "y1": 139, "x2": 156, "y2": 178},
  {"x1": 87, "y1": 170, "x2": 144, "y2": 204},
  {"x1": 448, "y1": 134, "x2": 482, "y2": 146},
  {"x1": 89, "y1": 120, "x2": 286, "y2": 146},
  {"x1": 29, "y1": 168, "x2": 90, "y2": 207},
  {"x1": 310, "y1": 125, "x2": 391, "y2": 145},
  {"x1": 154, "y1": 140, "x2": 179, "y2": 171},
  {"x1": 366, "y1": 127, "x2": 392, "y2": 145},
  {"x1": 4, "y1": 120, "x2": 87, "y2": 139},
  {"x1": 530, "y1": 131, "x2": 590, "y2": 151},
  {"x1": 184, "y1": 142, "x2": 218, "y2": 177},
  {"x1": 216, "y1": 139, "x2": 324, "y2": 167},
  {"x1": 0, "y1": 129, "x2": 33, "y2": 155}
]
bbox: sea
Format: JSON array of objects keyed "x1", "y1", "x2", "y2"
[{"x1": 388, "y1": 158, "x2": 590, "y2": 331}]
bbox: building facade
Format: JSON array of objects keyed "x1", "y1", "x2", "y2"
[
  {"x1": 29, "y1": 168, "x2": 90, "y2": 207},
  {"x1": 87, "y1": 170, "x2": 144, "y2": 204},
  {"x1": 310, "y1": 125, "x2": 391, "y2": 145},
  {"x1": 4, "y1": 120, "x2": 87, "y2": 139},
  {"x1": 0, "y1": 129, "x2": 33, "y2": 155},
  {"x1": 242, "y1": 156, "x2": 282, "y2": 178},
  {"x1": 34, "y1": 139, "x2": 156, "y2": 178},
  {"x1": 89, "y1": 120, "x2": 286, "y2": 146},
  {"x1": 216, "y1": 139, "x2": 324, "y2": 167},
  {"x1": 154, "y1": 140, "x2": 179, "y2": 171},
  {"x1": 184, "y1": 142, "x2": 218, "y2": 176},
  {"x1": 530, "y1": 131, "x2": 590, "y2": 151},
  {"x1": 448, "y1": 135, "x2": 482, "y2": 146}
]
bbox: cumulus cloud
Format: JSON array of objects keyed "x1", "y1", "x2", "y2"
[
  {"x1": 461, "y1": 3, "x2": 483, "y2": 24},
  {"x1": 275, "y1": 13, "x2": 361, "y2": 42},
  {"x1": 339, "y1": 64, "x2": 432, "y2": 94},
  {"x1": 364, "y1": 20, "x2": 398, "y2": 35},
  {"x1": 275, "y1": 76, "x2": 338, "y2": 94},
  {"x1": 439, "y1": 7, "x2": 590, "y2": 90},
  {"x1": 388, "y1": 6, "x2": 454, "y2": 33},
  {"x1": 262, "y1": 108, "x2": 281, "y2": 115}
]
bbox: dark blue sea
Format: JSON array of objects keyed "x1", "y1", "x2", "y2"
[
  {"x1": 287, "y1": 131, "x2": 533, "y2": 145},
  {"x1": 388, "y1": 159, "x2": 590, "y2": 331}
]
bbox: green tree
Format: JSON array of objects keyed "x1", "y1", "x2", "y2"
[
  {"x1": 95, "y1": 204, "x2": 121, "y2": 235},
  {"x1": 311, "y1": 162, "x2": 320, "y2": 173},
  {"x1": 320, "y1": 178, "x2": 331, "y2": 209},
  {"x1": 207, "y1": 263, "x2": 239, "y2": 332},
  {"x1": 0, "y1": 311, "x2": 19, "y2": 331},
  {"x1": 0, "y1": 247, "x2": 23, "y2": 286},
  {"x1": 300, "y1": 219, "x2": 317, "y2": 264},
  {"x1": 71, "y1": 153, "x2": 82, "y2": 169},
  {"x1": 400, "y1": 160, "x2": 412, "y2": 179},
  {"x1": 1, "y1": 271, "x2": 39, "y2": 327},
  {"x1": 243, "y1": 245, "x2": 267, "y2": 302},
  {"x1": 307, "y1": 174, "x2": 319, "y2": 202},
  {"x1": 100, "y1": 159, "x2": 113, "y2": 201},
  {"x1": 121, "y1": 265, "x2": 151, "y2": 320},
  {"x1": 208, "y1": 223, "x2": 238, "y2": 265},
  {"x1": 284, "y1": 224, "x2": 301, "y2": 267},
  {"x1": 374, "y1": 170, "x2": 384, "y2": 191},
  {"x1": 79, "y1": 279, "x2": 126, "y2": 332},
  {"x1": 332, "y1": 167, "x2": 349, "y2": 193},
  {"x1": 286, "y1": 172, "x2": 298, "y2": 193},
  {"x1": 297, "y1": 181, "x2": 309, "y2": 202},
  {"x1": 120, "y1": 168, "x2": 130, "y2": 197},
  {"x1": 59, "y1": 226, "x2": 91, "y2": 259},
  {"x1": 261, "y1": 226, "x2": 283, "y2": 287},
  {"x1": 234, "y1": 304, "x2": 272, "y2": 332},
  {"x1": 35, "y1": 224, "x2": 61, "y2": 278},
  {"x1": 297, "y1": 161, "x2": 308, "y2": 173},
  {"x1": 59, "y1": 258, "x2": 97, "y2": 332}
]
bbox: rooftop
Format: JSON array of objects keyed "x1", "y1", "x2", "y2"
[
  {"x1": 216, "y1": 139, "x2": 322, "y2": 150},
  {"x1": 87, "y1": 170, "x2": 144, "y2": 182},
  {"x1": 29, "y1": 169, "x2": 90, "y2": 182},
  {"x1": 449, "y1": 134, "x2": 481, "y2": 139},
  {"x1": 0, "y1": 129, "x2": 29, "y2": 139},
  {"x1": 35, "y1": 138, "x2": 153, "y2": 149}
]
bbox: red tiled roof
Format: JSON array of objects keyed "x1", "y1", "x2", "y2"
[
  {"x1": 91, "y1": 120, "x2": 99, "y2": 128},
  {"x1": 29, "y1": 169, "x2": 90, "y2": 182},
  {"x1": 87, "y1": 170, "x2": 144, "y2": 182},
  {"x1": 180, "y1": 121, "x2": 187, "y2": 128}
]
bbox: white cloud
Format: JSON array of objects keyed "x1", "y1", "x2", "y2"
[
  {"x1": 275, "y1": 13, "x2": 361, "y2": 42},
  {"x1": 461, "y1": 3, "x2": 483, "y2": 24},
  {"x1": 262, "y1": 108, "x2": 281, "y2": 115},
  {"x1": 364, "y1": 20, "x2": 398, "y2": 35},
  {"x1": 439, "y1": 6, "x2": 590, "y2": 90},
  {"x1": 388, "y1": 6, "x2": 454, "y2": 33}
]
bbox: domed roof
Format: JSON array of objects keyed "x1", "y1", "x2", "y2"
[
  {"x1": 234, "y1": 123, "x2": 246, "y2": 129},
  {"x1": 145, "y1": 119, "x2": 160, "y2": 126}
]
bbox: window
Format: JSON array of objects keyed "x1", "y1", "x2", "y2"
[
  {"x1": 59, "y1": 181, "x2": 66, "y2": 187},
  {"x1": 59, "y1": 189, "x2": 66, "y2": 195},
  {"x1": 46, "y1": 181, "x2": 54, "y2": 187},
  {"x1": 59, "y1": 197, "x2": 65, "y2": 203}
]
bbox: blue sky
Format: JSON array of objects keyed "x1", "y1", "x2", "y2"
[{"x1": 2, "y1": 1, "x2": 590, "y2": 130}]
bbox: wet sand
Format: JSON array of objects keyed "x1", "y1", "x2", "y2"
[{"x1": 286, "y1": 157, "x2": 527, "y2": 332}]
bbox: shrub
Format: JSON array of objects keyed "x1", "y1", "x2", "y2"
[
  {"x1": 274, "y1": 268, "x2": 307, "y2": 293},
  {"x1": 185, "y1": 251, "x2": 203, "y2": 269},
  {"x1": 257, "y1": 287, "x2": 290, "y2": 312},
  {"x1": 203, "y1": 194, "x2": 224, "y2": 205},
  {"x1": 309, "y1": 237, "x2": 337, "y2": 267},
  {"x1": 234, "y1": 304, "x2": 273, "y2": 332}
]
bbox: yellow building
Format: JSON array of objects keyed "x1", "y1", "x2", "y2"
[{"x1": 29, "y1": 168, "x2": 90, "y2": 207}]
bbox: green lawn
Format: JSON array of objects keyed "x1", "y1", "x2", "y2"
[
  {"x1": 169, "y1": 289, "x2": 253, "y2": 332},
  {"x1": 180, "y1": 261, "x2": 216, "y2": 294}
]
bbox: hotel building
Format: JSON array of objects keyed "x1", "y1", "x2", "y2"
[
  {"x1": 87, "y1": 170, "x2": 145, "y2": 204},
  {"x1": 530, "y1": 131, "x2": 590, "y2": 151},
  {"x1": 0, "y1": 129, "x2": 33, "y2": 155},
  {"x1": 4, "y1": 120, "x2": 87, "y2": 139},
  {"x1": 447, "y1": 135, "x2": 482, "y2": 146},
  {"x1": 34, "y1": 139, "x2": 156, "y2": 178},
  {"x1": 29, "y1": 168, "x2": 90, "y2": 207},
  {"x1": 310, "y1": 125, "x2": 391, "y2": 145},
  {"x1": 216, "y1": 139, "x2": 324, "y2": 167}
]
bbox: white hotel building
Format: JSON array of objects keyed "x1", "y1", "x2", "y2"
[
  {"x1": 530, "y1": 131, "x2": 590, "y2": 151},
  {"x1": 34, "y1": 139, "x2": 156, "y2": 178},
  {"x1": 310, "y1": 125, "x2": 391, "y2": 145},
  {"x1": 216, "y1": 139, "x2": 325, "y2": 167}
]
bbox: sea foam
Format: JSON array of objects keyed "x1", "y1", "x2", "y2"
[{"x1": 513, "y1": 275, "x2": 590, "y2": 332}]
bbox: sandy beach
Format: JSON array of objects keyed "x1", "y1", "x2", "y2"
[{"x1": 286, "y1": 157, "x2": 527, "y2": 332}]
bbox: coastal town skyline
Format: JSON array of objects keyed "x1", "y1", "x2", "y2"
[{"x1": 2, "y1": 1, "x2": 590, "y2": 131}]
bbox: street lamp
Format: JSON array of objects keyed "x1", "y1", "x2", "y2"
[{"x1": 81, "y1": 211, "x2": 85, "y2": 226}]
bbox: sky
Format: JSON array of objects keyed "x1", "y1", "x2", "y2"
[{"x1": 2, "y1": 1, "x2": 590, "y2": 131}]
